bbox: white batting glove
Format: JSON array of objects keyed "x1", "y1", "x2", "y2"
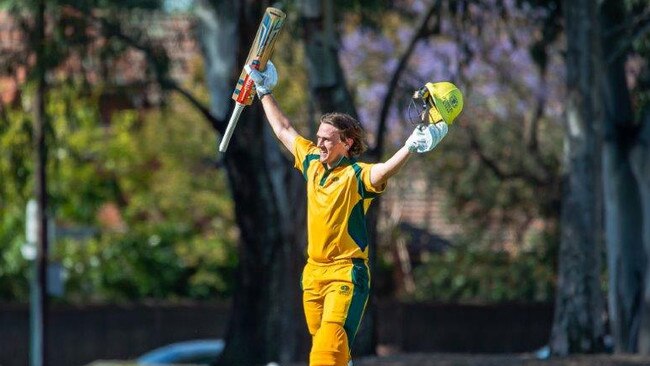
[
  {"x1": 244, "y1": 61, "x2": 278, "y2": 97},
  {"x1": 405, "y1": 122, "x2": 448, "y2": 153}
]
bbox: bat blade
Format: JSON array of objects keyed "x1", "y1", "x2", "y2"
[
  {"x1": 232, "y1": 8, "x2": 286, "y2": 105},
  {"x1": 219, "y1": 7, "x2": 286, "y2": 153}
]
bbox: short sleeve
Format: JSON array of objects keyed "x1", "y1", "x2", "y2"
[
  {"x1": 293, "y1": 135, "x2": 320, "y2": 177},
  {"x1": 356, "y1": 162, "x2": 386, "y2": 198}
]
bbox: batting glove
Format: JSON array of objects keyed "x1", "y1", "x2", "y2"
[
  {"x1": 405, "y1": 122, "x2": 448, "y2": 153},
  {"x1": 245, "y1": 61, "x2": 278, "y2": 98}
]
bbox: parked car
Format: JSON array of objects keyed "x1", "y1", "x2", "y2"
[{"x1": 136, "y1": 339, "x2": 224, "y2": 365}]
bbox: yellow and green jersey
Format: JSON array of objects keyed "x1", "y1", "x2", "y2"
[{"x1": 293, "y1": 136, "x2": 386, "y2": 263}]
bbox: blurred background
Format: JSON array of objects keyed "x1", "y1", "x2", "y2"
[{"x1": 0, "y1": 0, "x2": 649, "y2": 365}]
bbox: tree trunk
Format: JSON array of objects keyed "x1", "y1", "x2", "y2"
[
  {"x1": 194, "y1": 0, "x2": 238, "y2": 122},
  {"x1": 197, "y1": 1, "x2": 309, "y2": 364},
  {"x1": 218, "y1": 112, "x2": 308, "y2": 365},
  {"x1": 550, "y1": 0, "x2": 607, "y2": 355},
  {"x1": 604, "y1": 137, "x2": 645, "y2": 352},
  {"x1": 633, "y1": 112, "x2": 650, "y2": 354},
  {"x1": 600, "y1": 0, "x2": 646, "y2": 353},
  {"x1": 301, "y1": 0, "x2": 358, "y2": 120},
  {"x1": 299, "y1": 0, "x2": 375, "y2": 357}
]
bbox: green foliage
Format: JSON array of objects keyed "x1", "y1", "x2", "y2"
[
  {"x1": 0, "y1": 98, "x2": 35, "y2": 301},
  {"x1": 0, "y1": 214, "x2": 30, "y2": 300},
  {"x1": 336, "y1": 0, "x2": 389, "y2": 16},
  {"x1": 411, "y1": 89, "x2": 562, "y2": 302},
  {"x1": 0, "y1": 0, "x2": 239, "y2": 303},
  {"x1": 427, "y1": 118, "x2": 562, "y2": 246},
  {"x1": 0, "y1": 81, "x2": 237, "y2": 303},
  {"x1": 58, "y1": 223, "x2": 236, "y2": 302},
  {"x1": 411, "y1": 237, "x2": 557, "y2": 303}
]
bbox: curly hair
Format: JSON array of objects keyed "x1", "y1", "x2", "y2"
[{"x1": 319, "y1": 112, "x2": 367, "y2": 157}]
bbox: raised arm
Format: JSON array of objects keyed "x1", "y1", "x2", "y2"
[
  {"x1": 246, "y1": 62, "x2": 300, "y2": 155},
  {"x1": 370, "y1": 146, "x2": 412, "y2": 188},
  {"x1": 259, "y1": 94, "x2": 299, "y2": 153},
  {"x1": 370, "y1": 122, "x2": 449, "y2": 188}
]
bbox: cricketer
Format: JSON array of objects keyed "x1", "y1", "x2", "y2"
[{"x1": 245, "y1": 61, "x2": 463, "y2": 366}]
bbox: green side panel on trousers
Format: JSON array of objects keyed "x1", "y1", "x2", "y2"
[{"x1": 344, "y1": 259, "x2": 370, "y2": 350}]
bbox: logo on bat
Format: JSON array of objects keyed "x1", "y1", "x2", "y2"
[{"x1": 256, "y1": 14, "x2": 284, "y2": 57}]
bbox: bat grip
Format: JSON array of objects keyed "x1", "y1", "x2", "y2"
[{"x1": 219, "y1": 103, "x2": 245, "y2": 153}]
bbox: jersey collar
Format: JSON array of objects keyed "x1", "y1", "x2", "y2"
[{"x1": 323, "y1": 155, "x2": 354, "y2": 171}]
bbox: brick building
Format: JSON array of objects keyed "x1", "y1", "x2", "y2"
[{"x1": 0, "y1": 10, "x2": 199, "y2": 111}]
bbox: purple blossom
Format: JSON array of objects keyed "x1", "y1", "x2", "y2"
[
  {"x1": 411, "y1": 0, "x2": 427, "y2": 14},
  {"x1": 369, "y1": 36, "x2": 395, "y2": 55},
  {"x1": 481, "y1": 81, "x2": 500, "y2": 96},
  {"x1": 397, "y1": 27, "x2": 415, "y2": 45},
  {"x1": 510, "y1": 48, "x2": 532, "y2": 68},
  {"x1": 522, "y1": 72, "x2": 539, "y2": 91},
  {"x1": 338, "y1": 1, "x2": 565, "y2": 143},
  {"x1": 384, "y1": 58, "x2": 398, "y2": 74}
]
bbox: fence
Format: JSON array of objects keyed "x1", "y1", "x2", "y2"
[
  {"x1": 0, "y1": 302, "x2": 230, "y2": 366},
  {"x1": 377, "y1": 301, "x2": 553, "y2": 353},
  {"x1": 0, "y1": 301, "x2": 552, "y2": 366}
]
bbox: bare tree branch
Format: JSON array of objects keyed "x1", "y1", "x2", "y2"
[
  {"x1": 524, "y1": 73, "x2": 556, "y2": 181},
  {"x1": 66, "y1": 6, "x2": 226, "y2": 133},
  {"x1": 603, "y1": 5, "x2": 650, "y2": 39},
  {"x1": 486, "y1": 59, "x2": 556, "y2": 180},
  {"x1": 526, "y1": 81, "x2": 544, "y2": 152},
  {"x1": 605, "y1": 6, "x2": 650, "y2": 64},
  {"x1": 99, "y1": 18, "x2": 225, "y2": 133},
  {"x1": 369, "y1": 0, "x2": 441, "y2": 160},
  {"x1": 448, "y1": 4, "x2": 552, "y2": 188},
  {"x1": 467, "y1": 127, "x2": 548, "y2": 185}
]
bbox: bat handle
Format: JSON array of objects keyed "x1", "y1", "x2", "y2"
[{"x1": 219, "y1": 103, "x2": 246, "y2": 153}]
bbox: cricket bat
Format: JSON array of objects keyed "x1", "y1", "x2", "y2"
[{"x1": 218, "y1": 7, "x2": 287, "y2": 153}]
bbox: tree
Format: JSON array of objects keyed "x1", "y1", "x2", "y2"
[
  {"x1": 195, "y1": 1, "x2": 308, "y2": 364},
  {"x1": 0, "y1": 2, "x2": 238, "y2": 303},
  {"x1": 549, "y1": 0, "x2": 607, "y2": 355},
  {"x1": 1, "y1": 1, "x2": 316, "y2": 363},
  {"x1": 336, "y1": 0, "x2": 565, "y2": 303},
  {"x1": 600, "y1": 0, "x2": 650, "y2": 353},
  {"x1": 0, "y1": 1, "x2": 174, "y2": 302}
]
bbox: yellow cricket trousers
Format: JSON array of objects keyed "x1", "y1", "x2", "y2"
[{"x1": 301, "y1": 258, "x2": 370, "y2": 366}]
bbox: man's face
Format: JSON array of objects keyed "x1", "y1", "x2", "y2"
[{"x1": 316, "y1": 123, "x2": 350, "y2": 167}]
